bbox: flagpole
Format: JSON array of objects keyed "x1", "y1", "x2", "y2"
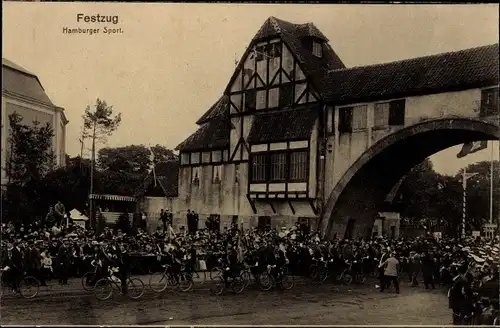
[
  {"x1": 490, "y1": 141, "x2": 494, "y2": 225},
  {"x1": 462, "y1": 167, "x2": 467, "y2": 239}
]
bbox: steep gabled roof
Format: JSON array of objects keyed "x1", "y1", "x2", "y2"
[
  {"x1": 248, "y1": 107, "x2": 319, "y2": 144},
  {"x1": 195, "y1": 95, "x2": 230, "y2": 125},
  {"x1": 139, "y1": 160, "x2": 179, "y2": 198},
  {"x1": 225, "y1": 16, "x2": 345, "y2": 96},
  {"x1": 175, "y1": 117, "x2": 231, "y2": 152},
  {"x1": 324, "y1": 43, "x2": 499, "y2": 104},
  {"x1": 2, "y1": 58, "x2": 55, "y2": 106}
]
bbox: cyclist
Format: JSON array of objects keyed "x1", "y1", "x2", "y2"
[{"x1": 117, "y1": 243, "x2": 131, "y2": 295}]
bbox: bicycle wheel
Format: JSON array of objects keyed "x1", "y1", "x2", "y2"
[
  {"x1": 178, "y1": 272, "x2": 193, "y2": 292},
  {"x1": 357, "y1": 273, "x2": 366, "y2": 284},
  {"x1": 319, "y1": 268, "x2": 329, "y2": 283},
  {"x1": 149, "y1": 272, "x2": 168, "y2": 292},
  {"x1": 194, "y1": 271, "x2": 207, "y2": 284},
  {"x1": 231, "y1": 274, "x2": 245, "y2": 294},
  {"x1": 309, "y1": 264, "x2": 318, "y2": 280},
  {"x1": 258, "y1": 272, "x2": 273, "y2": 291},
  {"x1": 94, "y1": 278, "x2": 113, "y2": 301},
  {"x1": 343, "y1": 272, "x2": 353, "y2": 285},
  {"x1": 19, "y1": 276, "x2": 40, "y2": 299},
  {"x1": 210, "y1": 267, "x2": 221, "y2": 280},
  {"x1": 210, "y1": 276, "x2": 225, "y2": 296},
  {"x1": 279, "y1": 273, "x2": 295, "y2": 290},
  {"x1": 127, "y1": 278, "x2": 145, "y2": 300},
  {"x1": 82, "y1": 271, "x2": 96, "y2": 291},
  {"x1": 240, "y1": 270, "x2": 251, "y2": 288},
  {"x1": 336, "y1": 269, "x2": 346, "y2": 282}
]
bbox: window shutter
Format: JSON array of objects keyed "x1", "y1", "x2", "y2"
[
  {"x1": 244, "y1": 90, "x2": 256, "y2": 111},
  {"x1": 339, "y1": 107, "x2": 353, "y2": 133},
  {"x1": 389, "y1": 99, "x2": 406, "y2": 126},
  {"x1": 279, "y1": 84, "x2": 294, "y2": 108}
]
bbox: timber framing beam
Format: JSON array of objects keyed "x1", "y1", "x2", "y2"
[
  {"x1": 308, "y1": 199, "x2": 318, "y2": 215},
  {"x1": 287, "y1": 200, "x2": 296, "y2": 215},
  {"x1": 268, "y1": 201, "x2": 277, "y2": 214},
  {"x1": 246, "y1": 194, "x2": 257, "y2": 214}
]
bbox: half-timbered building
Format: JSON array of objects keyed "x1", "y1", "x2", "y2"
[{"x1": 175, "y1": 16, "x2": 499, "y2": 233}]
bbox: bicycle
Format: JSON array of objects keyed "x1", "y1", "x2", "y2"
[
  {"x1": 94, "y1": 267, "x2": 145, "y2": 301},
  {"x1": 149, "y1": 264, "x2": 194, "y2": 293},
  {"x1": 210, "y1": 266, "x2": 246, "y2": 296},
  {"x1": 81, "y1": 259, "x2": 100, "y2": 291},
  {"x1": 210, "y1": 258, "x2": 224, "y2": 280},
  {"x1": 337, "y1": 260, "x2": 365, "y2": 285},
  {"x1": 0, "y1": 266, "x2": 40, "y2": 299},
  {"x1": 259, "y1": 264, "x2": 295, "y2": 291}
]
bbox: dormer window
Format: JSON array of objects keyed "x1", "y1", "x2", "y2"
[{"x1": 312, "y1": 41, "x2": 322, "y2": 58}]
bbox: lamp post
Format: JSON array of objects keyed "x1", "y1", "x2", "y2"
[{"x1": 462, "y1": 167, "x2": 478, "y2": 239}]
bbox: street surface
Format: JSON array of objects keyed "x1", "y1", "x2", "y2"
[{"x1": 0, "y1": 275, "x2": 451, "y2": 325}]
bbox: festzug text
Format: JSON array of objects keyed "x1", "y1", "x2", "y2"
[{"x1": 77, "y1": 14, "x2": 119, "y2": 24}]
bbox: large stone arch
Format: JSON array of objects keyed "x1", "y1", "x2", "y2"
[{"x1": 321, "y1": 118, "x2": 500, "y2": 239}]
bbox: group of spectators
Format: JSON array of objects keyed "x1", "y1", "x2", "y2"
[{"x1": 1, "y1": 209, "x2": 498, "y2": 324}]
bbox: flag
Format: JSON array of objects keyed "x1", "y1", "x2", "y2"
[
  {"x1": 457, "y1": 141, "x2": 488, "y2": 158},
  {"x1": 149, "y1": 147, "x2": 157, "y2": 187},
  {"x1": 237, "y1": 236, "x2": 245, "y2": 263}
]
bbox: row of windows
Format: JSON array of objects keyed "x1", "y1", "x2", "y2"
[
  {"x1": 250, "y1": 150, "x2": 308, "y2": 183},
  {"x1": 253, "y1": 43, "x2": 282, "y2": 62},
  {"x1": 336, "y1": 99, "x2": 406, "y2": 133},
  {"x1": 244, "y1": 83, "x2": 295, "y2": 111},
  {"x1": 481, "y1": 87, "x2": 499, "y2": 116},
  {"x1": 191, "y1": 165, "x2": 223, "y2": 185}
]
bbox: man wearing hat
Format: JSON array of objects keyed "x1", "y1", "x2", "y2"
[{"x1": 379, "y1": 251, "x2": 400, "y2": 293}]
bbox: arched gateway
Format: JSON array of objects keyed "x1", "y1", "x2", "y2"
[{"x1": 320, "y1": 118, "x2": 500, "y2": 239}]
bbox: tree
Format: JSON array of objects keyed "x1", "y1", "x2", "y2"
[
  {"x1": 97, "y1": 144, "x2": 177, "y2": 195},
  {"x1": 6, "y1": 113, "x2": 55, "y2": 185},
  {"x1": 4, "y1": 112, "x2": 55, "y2": 224},
  {"x1": 82, "y1": 98, "x2": 121, "y2": 228}
]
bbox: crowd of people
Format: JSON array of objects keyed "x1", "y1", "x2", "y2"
[{"x1": 1, "y1": 204, "x2": 499, "y2": 324}]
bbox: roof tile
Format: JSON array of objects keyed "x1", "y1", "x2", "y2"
[
  {"x1": 248, "y1": 107, "x2": 319, "y2": 144},
  {"x1": 324, "y1": 43, "x2": 499, "y2": 104},
  {"x1": 176, "y1": 117, "x2": 231, "y2": 151}
]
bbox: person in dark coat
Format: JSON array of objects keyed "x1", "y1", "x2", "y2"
[
  {"x1": 30, "y1": 243, "x2": 44, "y2": 286},
  {"x1": 55, "y1": 241, "x2": 70, "y2": 284},
  {"x1": 117, "y1": 244, "x2": 131, "y2": 294},
  {"x1": 421, "y1": 251, "x2": 436, "y2": 289},
  {"x1": 9, "y1": 242, "x2": 24, "y2": 292}
]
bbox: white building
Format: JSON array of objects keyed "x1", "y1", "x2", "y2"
[{"x1": 1, "y1": 58, "x2": 68, "y2": 186}]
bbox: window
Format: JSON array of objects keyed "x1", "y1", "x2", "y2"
[
  {"x1": 388, "y1": 99, "x2": 406, "y2": 126},
  {"x1": 268, "y1": 43, "x2": 281, "y2": 58},
  {"x1": 268, "y1": 87, "x2": 279, "y2": 108},
  {"x1": 289, "y1": 151, "x2": 308, "y2": 181},
  {"x1": 312, "y1": 41, "x2": 322, "y2": 57},
  {"x1": 249, "y1": 149, "x2": 309, "y2": 183},
  {"x1": 256, "y1": 45, "x2": 267, "y2": 62},
  {"x1": 235, "y1": 164, "x2": 239, "y2": 183},
  {"x1": 279, "y1": 84, "x2": 294, "y2": 108},
  {"x1": 250, "y1": 154, "x2": 267, "y2": 182},
  {"x1": 481, "y1": 87, "x2": 499, "y2": 117},
  {"x1": 244, "y1": 90, "x2": 256, "y2": 111},
  {"x1": 352, "y1": 105, "x2": 368, "y2": 130},
  {"x1": 191, "y1": 167, "x2": 200, "y2": 186},
  {"x1": 374, "y1": 103, "x2": 390, "y2": 128},
  {"x1": 181, "y1": 153, "x2": 190, "y2": 165},
  {"x1": 270, "y1": 153, "x2": 287, "y2": 181},
  {"x1": 212, "y1": 165, "x2": 221, "y2": 184},
  {"x1": 256, "y1": 90, "x2": 267, "y2": 110},
  {"x1": 338, "y1": 107, "x2": 353, "y2": 133}
]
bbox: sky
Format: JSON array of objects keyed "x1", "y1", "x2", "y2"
[{"x1": 2, "y1": 3, "x2": 499, "y2": 176}]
